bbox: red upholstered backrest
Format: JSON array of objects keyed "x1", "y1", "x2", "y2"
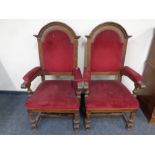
[
  {"x1": 41, "y1": 30, "x2": 75, "y2": 72},
  {"x1": 91, "y1": 30, "x2": 124, "y2": 72}
]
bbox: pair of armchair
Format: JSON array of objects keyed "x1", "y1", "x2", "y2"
[{"x1": 21, "y1": 21, "x2": 144, "y2": 130}]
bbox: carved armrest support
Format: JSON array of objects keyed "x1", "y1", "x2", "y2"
[
  {"x1": 135, "y1": 81, "x2": 146, "y2": 89},
  {"x1": 83, "y1": 82, "x2": 89, "y2": 97},
  {"x1": 76, "y1": 82, "x2": 84, "y2": 98},
  {"x1": 21, "y1": 81, "x2": 30, "y2": 89},
  {"x1": 73, "y1": 67, "x2": 83, "y2": 98},
  {"x1": 76, "y1": 81, "x2": 83, "y2": 90},
  {"x1": 21, "y1": 81, "x2": 33, "y2": 96},
  {"x1": 83, "y1": 67, "x2": 91, "y2": 96},
  {"x1": 133, "y1": 81, "x2": 146, "y2": 96}
]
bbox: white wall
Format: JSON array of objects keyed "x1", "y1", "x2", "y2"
[{"x1": 0, "y1": 20, "x2": 154, "y2": 91}]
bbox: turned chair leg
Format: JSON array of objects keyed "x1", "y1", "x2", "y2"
[
  {"x1": 127, "y1": 111, "x2": 136, "y2": 129},
  {"x1": 85, "y1": 111, "x2": 91, "y2": 129},
  {"x1": 73, "y1": 112, "x2": 79, "y2": 130},
  {"x1": 28, "y1": 110, "x2": 40, "y2": 130}
]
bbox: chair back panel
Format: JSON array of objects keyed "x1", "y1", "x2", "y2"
[
  {"x1": 91, "y1": 30, "x2": 123, "y2": 72},
  {"x1": 41, "y1": 30, "x2": 74, "y2": 72},
  {"x1": 36, "y1": 22, "x2": 79, "y2": 74},
  {"x1": 86, "y1": 22, "x2": 129, "y2": 74}
]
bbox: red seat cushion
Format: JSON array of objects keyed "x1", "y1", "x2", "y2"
[
  {"x1": 26, "y1": 80, "x2": 79, "y2": 110},
  {"x1": 86, "y1": 80, "x2": 139, "y2": 110}
]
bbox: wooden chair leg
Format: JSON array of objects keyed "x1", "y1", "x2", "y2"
[
  {"x1": 127, "y1": 111, "x2": 136, "y2": 129},
  {"x1": 85, "y1": 111, "x2": 91, "y2": 129},
  {"x1": 73, "y1": 112, "x2": 79, "y2": 130},
  {"x1": 28, "y1": 110, "x2": 40, "y2": 130}
]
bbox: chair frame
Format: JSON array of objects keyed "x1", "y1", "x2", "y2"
[
  {"x1": 21, "y1": 22, "x2": 82, "y2": 130},
  {"x1": 84, "y1": 22, "x2": 145, "y2": 129}
]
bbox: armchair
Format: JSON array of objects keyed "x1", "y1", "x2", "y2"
[
  {"x1": 21, "y1": 22, "x2": 82, "y2": 130},
  {"x1": 83, "y1": 22, "x2": 144, "y2": 129}
]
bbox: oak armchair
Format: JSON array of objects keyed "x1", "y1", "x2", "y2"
[
  {"x1": 83, "y1": 22, "x2": 145, "y2": 129},
  {"x1": 21, "y1": 22, "x2": 82, "y2": 130}
]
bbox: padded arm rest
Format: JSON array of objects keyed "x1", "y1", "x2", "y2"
[
  {"x1": 73, "y1": 67, "x2": 83, "y2": 82},
  {"x1": 83, "y1": 67, "x2": 91, "y2": 82},
  {"x1": 21, "y1": 66, "x2": 42, "y2": 90},
  {"x1": 121, "y1": 66, "x2": 145, "y2": 88},
  {"x1": 23, "y1": 66, "x2": 42, "y2": 82}
]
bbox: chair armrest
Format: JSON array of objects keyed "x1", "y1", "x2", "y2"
[
  {"x1": 83, "y1": 67, "x2": 91, "y2": 82},
  {"x1": 121, "y1": 66, "x2": 145, "y2": 89},
  {"x1": 21, "y1": 66, "x2": 42, "y2": 89},
  {"x1": 23, "y1": 66, "x2": 42, "y2": 82},
  {"x1": 73, "y1": 67, "x2": 83, "y2": 82}
]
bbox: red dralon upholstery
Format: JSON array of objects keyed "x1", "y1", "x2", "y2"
[
  {"x1": 85, "y1": 80, "x2": 139, "y2": 110},
  {"x1": 91, "y1": 30, "x2": 123, "y2": 72},
  {"x1": 23, "y1": 67, "x2": 42, "y2": 82},
  {"x1": 121, "y1": 66, "x2": 143, "y2": 85},
  {"x1": 26, "y1": 80, "x2": 79, "y2": 110},
  {"x1": 41, "y1": 30, "x2": 74, "y2": 72},
  {"x1": 73, "y1": 67, "x2": 83, "y2": 82}
]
